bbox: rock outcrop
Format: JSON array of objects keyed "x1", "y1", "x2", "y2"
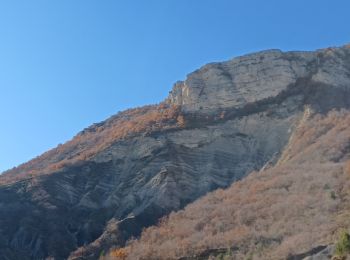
[
  {"x1": 0, "y1": 44, "x2": 350, "y2": 259},
  {"x1": 167, "y1": 46, "x2": 350, "y2": 113}
]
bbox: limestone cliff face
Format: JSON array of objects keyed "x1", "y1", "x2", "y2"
[
  {"x1": 167, "y1": 47, "x2": 350, "y2": 112},
  {"x1": 0, "y1": 44, "x2": 350, "y2": 260}
]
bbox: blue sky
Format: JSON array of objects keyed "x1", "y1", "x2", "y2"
[{"x1": 1, "y1": 0, "x2": 350, "y2": 173}]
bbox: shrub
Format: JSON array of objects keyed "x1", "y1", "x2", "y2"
[
  {"x1": 110, "y1": 248, "x2": 127, "y2": 259},
  {"x1": 334, "y1": 230, "x2": 350, "y2": 257},
  {"x1": 330, "y1": 191, "x2": 337, "y2": 200}
]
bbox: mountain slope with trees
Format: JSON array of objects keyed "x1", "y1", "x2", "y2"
[
  {"x1": 119, "y1": 109, "x2": 350, "y2": 259},
  {"x1": 1, "y1": 44, "x2": 350, "y2": 259}
]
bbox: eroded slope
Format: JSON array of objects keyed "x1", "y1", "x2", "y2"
[{"x1": 120, "y1": 110, "x2": 350, "y2": 260}]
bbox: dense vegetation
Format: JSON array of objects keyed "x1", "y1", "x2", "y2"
[{"x1": 109, "y1": 110, "x2": 350, "y2": 259}]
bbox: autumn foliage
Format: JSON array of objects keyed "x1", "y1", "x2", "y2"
[
  {"x1": 113, "y1": 110, "x2": 350, "y2": 259},
  {"x1": 109, "y1": 248, "x2": 127, "y2": 259},
  {"x1": 0, "y1": 104, "x2": 185, "y2": 185}
]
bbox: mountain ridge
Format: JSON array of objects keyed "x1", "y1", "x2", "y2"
[{"x1": 1, "y1": 44, "x2": 350, "y2": 259}]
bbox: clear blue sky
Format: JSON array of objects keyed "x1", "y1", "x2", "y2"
[{"x1": 1, "y1": 0, "x2": 349, "y2": 173}]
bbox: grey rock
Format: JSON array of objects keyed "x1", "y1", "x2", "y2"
[{"x1": 167, "y1": 46, "x2": 350, "y2": 113}]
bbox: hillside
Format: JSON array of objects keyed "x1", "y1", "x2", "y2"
[
  {"x1": 120, "y1": 109, "x2": 350, "y2": 259},
  {"x1": 0, "y1": 104, "x2": 184, "y2": 184},
  {"x1": 0, "y1": 44, "x2": 350, "y2": 260}
]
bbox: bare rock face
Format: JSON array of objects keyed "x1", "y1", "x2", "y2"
[
  {"x1": 0, "y1": 44, "x2": 350, "y2": 260},
  {"x1": 167, "y1": 46, "x2": 350, "y2": 112}
]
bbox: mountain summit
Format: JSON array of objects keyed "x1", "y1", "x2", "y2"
[{"x1": 1, "y1": 44, "x2": 350, "y2": 260}]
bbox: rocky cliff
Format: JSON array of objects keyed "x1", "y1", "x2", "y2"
[
  {"x1": 167, "y1": 46, "x2": 350, "y2": 112},
  {"x1": 1, "y1": 44, "x2": 350, "y2": 260}
]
